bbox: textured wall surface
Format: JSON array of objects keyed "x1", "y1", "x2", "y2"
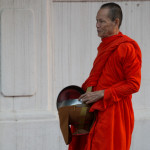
[
  {"x1": 52, "y1": 1, "x2": 150, "y2": 150},
  {"x1": 1, "y1": 9, "x2": 35, "y2": 96},
  {"x1": 0, "y1": 0, "x2": 51, "y2": 112},
  {"x1": 0, "y1": 0, "x2": 62, "y2": 150}
]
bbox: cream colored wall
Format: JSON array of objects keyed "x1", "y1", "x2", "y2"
[
  {"x1": 52, "y1": 1, "x2": 150, "y2": 149},
  {"x1": 0, "y1": 0, "x2": 63, "y2": 150}
]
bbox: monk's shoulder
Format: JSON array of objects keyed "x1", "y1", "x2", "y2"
[{"x1": 116, "y1": 42, "x2": 136, "y2": 59}]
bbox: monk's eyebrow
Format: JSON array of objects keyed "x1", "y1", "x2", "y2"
[{"x1": 96, "y1": 18, "x2": 104, "y2": 22}]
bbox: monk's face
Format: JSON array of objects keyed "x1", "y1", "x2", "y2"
[{"x1": 96, "y1": 8, "x2": 119, "y2": 38}]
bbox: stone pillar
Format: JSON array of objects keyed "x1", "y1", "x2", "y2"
[{"x1": 0, "y1": 0, "x2": 65, "y2": 149}]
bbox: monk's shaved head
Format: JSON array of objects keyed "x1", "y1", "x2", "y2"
[{"x1": 100, "y1": 3, "x2": 123, "y2": 28}]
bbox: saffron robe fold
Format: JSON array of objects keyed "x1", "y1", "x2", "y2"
[{"x1": 68, "y1": 32, "x2": 142, "y2": 150}]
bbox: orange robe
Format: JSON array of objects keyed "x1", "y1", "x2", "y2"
[{"x1": 68, "y1": 32, "x2": 142, "y2": 150}]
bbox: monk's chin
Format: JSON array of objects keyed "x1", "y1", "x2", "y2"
[
  {"x1": 97, "y1": 31, "x2": 103, "y2": 37},
  {"x1": 97, "y1": 33, "x2": 102, "y2": 38}
]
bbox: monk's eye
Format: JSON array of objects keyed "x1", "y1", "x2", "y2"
[
  {"x1": 96, "y1": 19, "x2": 105, "y2": 24},
  {"x1": 100, "y1": 20, "x2": 105, "y2": 23}
]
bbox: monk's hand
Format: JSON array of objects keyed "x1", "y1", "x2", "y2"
[{"x1": 79, "y1": 90, "x2": 104, "y2": 104}]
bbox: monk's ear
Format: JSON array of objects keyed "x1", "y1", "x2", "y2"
[{"x1": 114, "y1": 18, "x2": 120, "y2": 28}]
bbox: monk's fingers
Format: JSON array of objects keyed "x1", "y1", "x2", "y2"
[
  {"x1": 79, "y1": 92, "x2": 101, "y2": 103},
  {"x1": 81, "y1": 94, "x2": 96, "y2": 103},
  {"x1": 78, "y1": 92, "x2": 91, "y2": 100},
  {"x1": 81, "y1": 97, "x2": 90, "y2": 103},
  {"x1": 86, "y1": 91, "x2": 104, "y2": 102},
  {"x1": 78, "y1": 93, "x2": 87, "y2": 101},
  {"x1": 84, "y1": 94, "x2": 100, "y2": 104}
]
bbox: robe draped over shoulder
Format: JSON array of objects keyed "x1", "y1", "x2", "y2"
[{"x1": 68, "y1": 32, "x2": 142, "y2": 150}]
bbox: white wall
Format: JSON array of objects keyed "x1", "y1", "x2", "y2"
[
  {"x1": 0, "y1": 0, "x2": 65, "y2": 150},
  {"x1": 52, "y1": 1, "x2": 150, "y2": 150}
]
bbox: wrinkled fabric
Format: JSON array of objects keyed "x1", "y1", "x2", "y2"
[{"x1": 68, "y1": 32, "x2": 142, "y2": 150}]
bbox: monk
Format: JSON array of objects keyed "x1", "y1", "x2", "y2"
[{"x1": 68, "y1": 2, "x2": 142, "y2": 150}]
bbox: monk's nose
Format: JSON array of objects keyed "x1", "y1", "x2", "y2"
[
  {"x1": 96, "y1": 22, "x2": 101, "y2": 28},
  {"x1": 96, "y1": 22, "x2": 99, "y2": 28}
]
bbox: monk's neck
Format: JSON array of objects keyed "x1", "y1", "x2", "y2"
[
  {"x1": 101, "y1": 30, "x2": 120, "y2": 40},
  {"x1": 101, "y1": 31, "x2": 122, "y2": 43}
]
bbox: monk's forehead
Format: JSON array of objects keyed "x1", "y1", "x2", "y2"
[{"x1": 96, "y1": 8, "x2": 110, "y2": 19}]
